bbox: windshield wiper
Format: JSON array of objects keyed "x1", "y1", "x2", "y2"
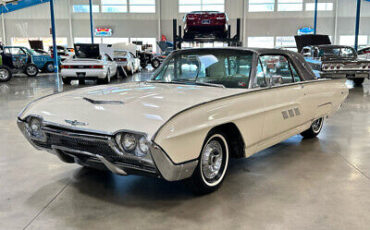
[{"x1": 148, "y1": 80, "x2": 225, "y2": 88}]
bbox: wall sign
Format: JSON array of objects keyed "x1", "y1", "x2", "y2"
[
  {"x1": 297, "y1": 27, "x2": 314, "y2": 35},
  {"x1": 94, "y1": 27, "x2": 113, "y2": 37}
]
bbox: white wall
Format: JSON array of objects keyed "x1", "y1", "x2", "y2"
[{"x1": 0, "y1": 0, "x2": 369, "y2": 47}]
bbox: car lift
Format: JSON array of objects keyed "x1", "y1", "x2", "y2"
[{"x1": 172, "y1": 18, "x2": 242, "y2": 50}]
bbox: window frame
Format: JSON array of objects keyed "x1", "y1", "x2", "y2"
[
  {"x1": 248, "y1": 0, "x2": 275, "y2": 12},
  {"x1": 129, "y1": 0, "x2": 156, "y2": 13},
  {"x1": 277, "y1": 0, "x2": 303, "y2": 12},
  {"x1": 253, "y1": 53, "x2": 302, "y2": 88}
]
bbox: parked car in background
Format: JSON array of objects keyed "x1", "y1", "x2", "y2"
[
  {"x1": 18, "y1": 48, "x2": 348, "y2": 194},
  {"x1": 4, "y1": 46, "x2": 57, "y2": 73},
  {"x1": 0, "y1": 54, "x2": 12, "y2": 82},
  {"x1": 113, "y1": 50, "x2": 141, "y2": 75},
  {"x1": 151, "y1": 41, "x2": 173, "y2": 69},
  {"x1": 60, "y1": 43, "x2": 118, "y2": 84},
  {"x1": 49, "y1": 45, "x2": 74, "y2": 62},
  {"x1": 1, "y1": 46, "x2": 40, "y2": 77},
  {"x1": 358, "y1": 47, "x2": 370, "y2": 60},
  {"x1": 295, "y1": 35, "x2": 370, "y2": 85},
  {"x1": 183, "y1": 11, "x2": 229, "y2": 39},
  {"x1": 301, "y1": 45, "x2": 370, "y2": 85}
]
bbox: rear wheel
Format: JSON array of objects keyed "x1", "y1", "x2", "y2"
[
  {"x1": 301, "y1": 118, "x2": 324, "y2": 138},
  {"x1": 188, "y1": 132, "x2": 229, "y2": 195},
  {"x1": 151, "y1": 59, "x2": 161, "y2": 69},
  {"x1": 25, "y1": 64, "x2": 39, "y2": 77},
  {"x1": 353, "y1": 78, "x2": 364, "y2": 86},
  {"x1": 98, "y1": 70, "x2": 111, "y2": 84},
  {"x1": 44, "y1": 62, "x2": 55, "y2": 73},
  {"x1": 0, "y1": 66, "x2": 12, "y2": 82}
]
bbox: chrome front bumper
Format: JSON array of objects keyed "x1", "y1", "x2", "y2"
[{"x1": 17, "y1": 119, "x2": 197, "y2": 181}]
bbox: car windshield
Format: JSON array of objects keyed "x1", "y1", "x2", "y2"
[
  {"x1": 318, "y1": 47, "x2": 355, "y2": 58},
  {"x1": 152, "y1": 50, "x2": 253, "y2": 88}
]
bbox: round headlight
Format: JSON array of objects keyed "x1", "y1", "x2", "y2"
[
  {"x1": 28, "y1": 118, "x2": 42, "y2": 137},
  {"x1": 138, "y1": 136, "x2": 149, "y2": 156},
  {"x1": 122, "y1": 133, "x2": 137, "y2": 152}
]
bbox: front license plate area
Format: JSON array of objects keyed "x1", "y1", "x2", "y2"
[
  {"x1": 202, "y1": 19, "x2": 210, "y2": 24},
  {"x1": 76, "y1": 72, "x2": 86, "y2": 78}
]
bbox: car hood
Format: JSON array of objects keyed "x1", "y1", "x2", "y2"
[{"x1": 19, "y1": 82, "x2": 246, "y2": 139}]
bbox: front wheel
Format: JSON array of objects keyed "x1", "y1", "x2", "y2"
[
  {"x1": 188, "y1": 132, "x2": 229, "y2": 195},
  {"x1": 0, "y1": 66, "x2": 12, "y2": 82},
  {"x1": 301, "y1": 117, "x2": 324, "y2": 138},
  {"x1": 25, "y1": 64, "x2": 39, "y2": 77}
]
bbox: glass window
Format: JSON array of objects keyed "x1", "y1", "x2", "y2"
[
  {"x1": 179, "y1": 0, "x2": 224, "y2": 13},
  {"x1": 305, "y1": 3, "x2": 333, "y2": 11},
  {"x1": 129, "y1": 0, "x2": 155, "y2": 13},
  {"x1": 248, "y1": 37, "x2": 274, "y2": 48},
  {"x1": 153, "y1": 50, "x2": 253, "y2": 89},
  {"x1": 101, "y1": 0, "x2": 127, "y2": 13},
  {"x1": 249, "y1": 0, "x2": 274, "y2": 12},
  {"x1": 275, "y1": 36, "x2": 296, "y2": 47},
  {"x1": 74, "y1": 37, "x2": 102, "y2": 44},
  {"x1": 102, "y1": 37, "x2": 129, "y2": 44},
  {"x1": 339, "y1": 35, "x2": 368, "y2": 46},
  {"x1": 73, "y1": 5, "x2": 100, "y2": 13},
  {"x1": 259, "y1": 55, "x2": 294, "y2": 85},
  {"x1": 5, "y1": 47, "x2": 26, "y2": 55},
  {"x1": 278, "y1": 0, "x2": 303, "y2": 11}
]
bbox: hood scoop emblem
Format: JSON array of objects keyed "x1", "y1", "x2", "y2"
[{"x1": 83, "y1": 97, "x2": 124, "y2": 105}]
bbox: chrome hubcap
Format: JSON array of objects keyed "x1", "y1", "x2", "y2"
[
  {"x1": 312, "y1": 118, "x2": 323, "y2": 133},
  {"x1": 0, "y1": 69, "x2": 9, "y2": 80},
  {"x1": 201, "y1": 140, "x2": 223, "y2": 180},
  {"x1": 48, "y1": 63, "x2": 54, "y2": 71},
  {"x1": 27, "y1": 66, "x2": 37, "y2": 75}
]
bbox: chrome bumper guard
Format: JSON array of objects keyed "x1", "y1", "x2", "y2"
[{"x1": 17, "y1": 119, "x2": 197, "y2": 181}]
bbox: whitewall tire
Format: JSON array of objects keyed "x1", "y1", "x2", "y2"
[{"x1": 189, "y1": 132, "x2": 229, "y2": 194}]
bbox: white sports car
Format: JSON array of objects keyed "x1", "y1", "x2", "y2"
[
  {"x1": 61, "y1": 44, "x2": 118, "y2": 84},
  {"x1": 18, "y1": 48, "x2": 348, "y2": 194}
]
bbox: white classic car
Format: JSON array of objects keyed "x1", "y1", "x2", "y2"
[
  {"x1": 18, "y1": 48, "x2": 348, "y2": 194},
  {"x1": 61, "y1": 44, "x2": 118, "y2": 84},
  {"x1": 113, "y1": 50, "x2": 141, "y2": 75}
]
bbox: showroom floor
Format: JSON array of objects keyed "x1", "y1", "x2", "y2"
[{"x1": 1, "y1": 73, "x2": 370, "y2": 230}]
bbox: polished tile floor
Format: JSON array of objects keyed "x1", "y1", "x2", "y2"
[{"x1": 0, "y1": 74, "x2": 369, "y2": 230}]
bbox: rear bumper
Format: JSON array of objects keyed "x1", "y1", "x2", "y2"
[
  {"x1": 61, "y1": 69, "x2": 107, "y2": 79},
  {"x1": 321, "y1": 71, "x2": 370, "y2": 79},
  {"x1": 185, "y1": 25, "x2": 227, "y2": 33},
  {"x1": 17, "y1": 118, "x2": 197, "y2": 182}
]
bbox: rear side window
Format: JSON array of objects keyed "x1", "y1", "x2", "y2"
[{"x1": 259, "y1": 55, "x2": 294, "y2": 86}]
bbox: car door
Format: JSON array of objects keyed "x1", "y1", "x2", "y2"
[
  {"x1": 6, "y1": 48, "x2": 28, "y2": 68},
  {"x1": 257, "y1": 54, "x2": 305, "y2": 146}
]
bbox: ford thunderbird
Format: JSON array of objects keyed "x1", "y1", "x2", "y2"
[{"x1": 18, "y1": 48, "x2": 348, "y2": 194}]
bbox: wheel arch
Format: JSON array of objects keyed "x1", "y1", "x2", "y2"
[{"x1": 205, "y1": 122, "x2": 246, "y2": 159}]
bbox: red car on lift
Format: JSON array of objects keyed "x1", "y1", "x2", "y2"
[{"x1": 183, "y1": 11, "x2": 229, "y2": 39}]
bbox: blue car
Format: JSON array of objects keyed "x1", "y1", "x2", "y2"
[{"x1": 4, "y1": 46, "x2": 58, "y2": 73}]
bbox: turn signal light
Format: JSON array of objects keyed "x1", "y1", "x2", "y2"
[{"x1": 61, "y1": 65, "x2": 71, "y2": 69}]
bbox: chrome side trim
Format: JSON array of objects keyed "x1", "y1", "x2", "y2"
[{"x1": 150, "y1": 144, "x2": 198, "y2": 181}]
